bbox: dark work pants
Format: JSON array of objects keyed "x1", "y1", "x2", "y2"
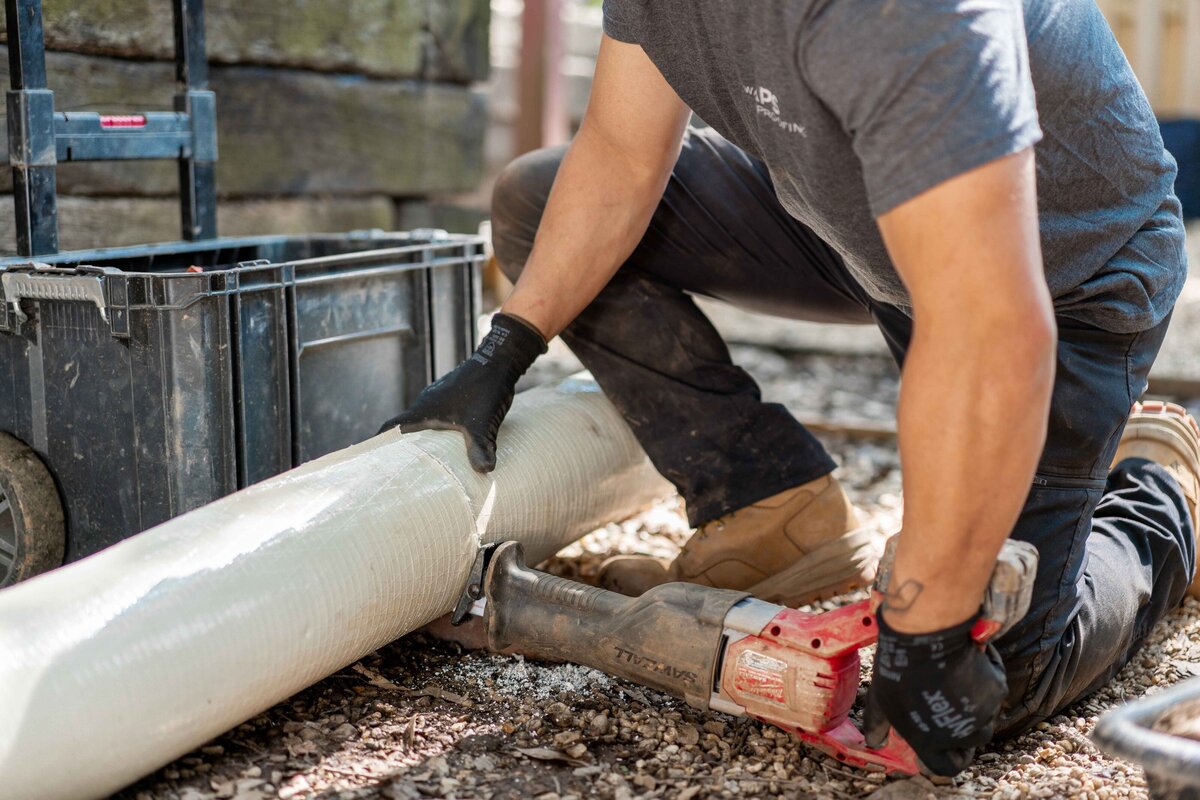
[{"x1": 490, "y1": 127, "x2": 1195, "y2": 733}]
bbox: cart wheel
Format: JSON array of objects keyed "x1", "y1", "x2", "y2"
[{"x1": 0, "y1": 432, "x2": 65, "y2": 589}]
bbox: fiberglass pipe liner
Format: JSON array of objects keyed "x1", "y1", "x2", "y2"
[{"x1": 0, "y1": 377, "x2": 670, "y2": 800}]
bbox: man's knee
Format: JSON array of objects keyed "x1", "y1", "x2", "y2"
[{"x1": 491, "y1": 145, "x2": 567, "y2": 282}]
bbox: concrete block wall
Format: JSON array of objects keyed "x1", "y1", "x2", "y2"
[{"x1": 0, "y1": 0, "x2": 490, "y2": 253}]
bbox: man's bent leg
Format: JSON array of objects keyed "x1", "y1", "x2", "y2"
[
  {"x1": 994, "y1": 317, "x2": 1195, "y2": 734},
  {"x1": 491, "y1": 127, "x2": 871, "y2": 526}
]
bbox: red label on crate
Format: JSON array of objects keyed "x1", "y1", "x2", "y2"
[{"x1": 100, "y1": 115, "x2": 147, "y2": 128}]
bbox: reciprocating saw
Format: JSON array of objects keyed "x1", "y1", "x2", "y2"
[{"x1": 450, "y1": 535, "x2": 1037, "y2": 774}]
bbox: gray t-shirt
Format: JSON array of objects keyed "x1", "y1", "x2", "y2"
[{"x1": 603, "y1": 0, "x2": 1187, "y2": 333}]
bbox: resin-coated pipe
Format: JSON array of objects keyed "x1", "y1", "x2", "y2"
[{"x1": 0, "y1": 377, "x2": 669, "y2": 799}]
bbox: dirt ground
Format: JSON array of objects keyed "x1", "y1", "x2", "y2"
[{"x1": 112, "y1": 344, "x2": 1200, "y2": 800}]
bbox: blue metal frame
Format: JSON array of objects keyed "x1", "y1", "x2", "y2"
[{"x1": 4, "y1": 0, "x2": 218, "y2": 256}]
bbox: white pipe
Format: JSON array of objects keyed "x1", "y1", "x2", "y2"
[{"x1": 0, "y1": 377, "x2": 669, "y2": 800}]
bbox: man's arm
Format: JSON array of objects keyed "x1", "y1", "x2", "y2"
[
  {"x1": 877, "y1": 146, "x2": 1056, "y2": 632},
  {"x1": 864, "y1": 148, "x2": 1053, "y2": 775},
  {"x1": 378, "y1": 35, "x2": 688, "y2": 470},
  {"x1": 501, "y1": 34, "x2": 691, "y2": 337}
]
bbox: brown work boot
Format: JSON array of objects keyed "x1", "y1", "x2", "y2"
[
  {"x1": 1111, "y1": 400, "x2": 1200, "y2": 596},
  {"x1": 597, "y1": 475, "x2": 883, "y2": 607}
]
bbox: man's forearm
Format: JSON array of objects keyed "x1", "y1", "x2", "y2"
[
  {"x1": 501, "y1": 124, "x2": 681, "y2": 338},
  {"x1": 873, "y1": 148, "x2": 1054, "y2": 633},
  {"x1": 884, "y1": 314, "x2": 1056, "y2": 632}
]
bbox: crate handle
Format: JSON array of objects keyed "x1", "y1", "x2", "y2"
[{"x1": 1, "y1": 265, "x2": 113, "y2": 325}]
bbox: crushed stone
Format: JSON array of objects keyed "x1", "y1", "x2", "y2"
[
  {"x1": 113, "y1": 348, "x2": 1200, "y2": 800},
  {"x1": 443, "y1": 655, "x2": 616, "y2": 702}
]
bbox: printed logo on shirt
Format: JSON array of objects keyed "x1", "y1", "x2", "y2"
[{"x1": 744, "y1": 85, "x2": 806, "y2": 137}]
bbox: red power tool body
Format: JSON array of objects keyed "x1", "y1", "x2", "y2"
[
  {"x1": 452, "y1": 536, "x2": 1037, "y2": 775},
  {"x1": 714, "y1": 597, "x2": 918, "y2": 772}
]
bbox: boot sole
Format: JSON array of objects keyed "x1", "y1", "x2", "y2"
[
  {"x1": 1123, "y1": 401, "x2": 1200, "y2": 471},
  {"x1": 746, "y1": 526, "x2": 884, "y2": 608},
  {"x1": 1128, "y1": 402, "x2": 1200, "y2": 597},
  {"x1": 1120, "y1": 401, "x2": 1200, "y2": 510},
  {"x1": 1125, "y1": 402, "x2": 1200, "y2": 599}
]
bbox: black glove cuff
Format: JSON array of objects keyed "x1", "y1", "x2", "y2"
[
  {"x1": 496, "y1": 312, "x2": 548, "y2": 347},
  {"x1": 476, "y1": 312, "x2": 548, "y2": 374},
  {"x1": 875, "y1": 611, "x2": 980, "y2": 665}
]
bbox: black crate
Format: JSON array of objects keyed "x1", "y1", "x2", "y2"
[{"x1": 0, "y1": 230, "x2": 481, "y2": 563}]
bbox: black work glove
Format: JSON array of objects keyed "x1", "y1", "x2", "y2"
[
  {"x1": 378, "y1": 312, "x2": 547, "y2": 472},
  {"x1": 864, "y1": 612, "x2": 1007, "y2": 777}
]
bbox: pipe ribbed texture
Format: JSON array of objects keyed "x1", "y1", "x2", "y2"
[{"x1": 0, "y1": 377, "x2": 669, "y2": 799}]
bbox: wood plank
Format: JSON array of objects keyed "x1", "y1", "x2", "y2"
[
  {"x1": 1095, "y1": 0, "x2": 1199, "y2": 118},
  {"x1": 423, "y1": 0, "x2": 492, "y2": 84},
  {"x1": 1097, "y1": 0, "x2": 1135, "y2": 55},
  {"x1": 1182, "y1": 0, "x2": 1200, "y2": 116},
  {"x1": 209, "y1": 66, "x2": 487, "y2": 196},
  {"x1": 1, "y1": 0, "x2": 490, "y2": 84},
  {"x1": 0, "y1": 195, "x2": 396, "y2": 255},
  {"x1": 1135, "y1": 0, "x2": 1165, "y2": 111},
  {"x1": 394, "y1": 199, "x2": 487, "y2": 234},
  {"x1": 0, "y1": 48, "x2": 488, "y2": 197}
]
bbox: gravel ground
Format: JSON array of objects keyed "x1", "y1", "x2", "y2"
[{"x1": 113, "y1": 346, "x2": 1200, "y2": 800}]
